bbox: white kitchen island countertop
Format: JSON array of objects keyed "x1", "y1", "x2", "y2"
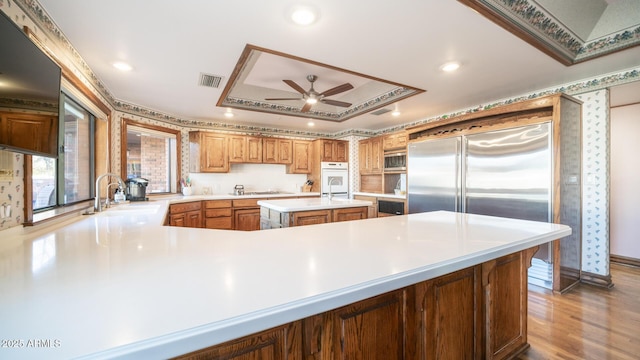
[
  {"x1": 0, "y1": 197, "x2": 570, "y2": 360},
  {"x1": 257, "y1": 197, "x2": 372, "y2": 212}
]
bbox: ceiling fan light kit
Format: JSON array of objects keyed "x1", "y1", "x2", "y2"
[{"x1": 265, "y1": 74, "x2": 354, "y2": 113}]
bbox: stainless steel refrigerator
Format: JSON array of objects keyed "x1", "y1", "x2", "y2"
[{"x1": 408, "y1": 123, "x2": 555, "y2": 287}]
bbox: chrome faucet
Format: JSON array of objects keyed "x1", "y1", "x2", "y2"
[
  {"x1": 328, "y1": 177, "x2": 340, "y2": 201},
  {"x1": 95, "y1": 173, "x2": 125, "y2": 212}
]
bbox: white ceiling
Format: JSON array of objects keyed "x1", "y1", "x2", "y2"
[{"x1": 36, "y1": 0, "x2": 640, "y2": 133}]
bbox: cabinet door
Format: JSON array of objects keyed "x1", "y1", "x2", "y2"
[
  {"x1": 0, "y1": 112, "x2": 58, "y2": 156},
  {"x1": 263, "y1": 138, "x2": 278, "y2": 163},
  {"x1": 234, "y1": 208, "x2": 261, "y2": 231},
  {"x1": 186, "y1": 210, "x2": 202, "y2": 228},
  {"x1": 288, "y1": 140, "x2": 311, "y2": 174},
  {"x1": 174, "y1": 322, "x2": 301, "y2": 360},
  {"x1": 228, "y1": 136, "x2": 246, "y2": 163},
  {"x1": 247, "y1": 136, "x2": 263, "y2": 163},
  {"x1": 169, "y1": 213, "x2": 187, "y2": 227},
  {"x1": 190, "y1": 132, "x2": 228, "y2": 173},
  {"x1": 329, "y1": 290, "x2": 407, "y2": 359},
  {"x1": 359, "y1": 140, "x2": 371, "y2": 174},
  {"x1": 483, "y1": 249, "x2": 533, "y2": 360},
  {"x1": 370, "y1": 137, "x2": 383, "y2": 173},
  {"x1": 321, "y1": 140, "x2": 334, "y2": 161},
  {"x1": 415, "y1": 265, "x2": 482, "y2": 360},
  {"x1": 278, "y1": 139, "x2": 293, "y2": 164},
  {"x1": 333, "y1": 207, "x2": 367, "y2": 222},
  {"x1": 334, "y1": 140, "x2": 348, "y2": 162},
  {"x1": 290, "y1": 209, "x2": 331, "y2": 226}
]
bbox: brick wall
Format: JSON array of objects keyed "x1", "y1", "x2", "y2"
[{"x1": 140, "y1": 136, "x2": 169, "y2": 192}]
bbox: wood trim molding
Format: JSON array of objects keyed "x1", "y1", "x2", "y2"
[
  {"x1": 580, "y1": 270, "x2": 614, "y2": 289},
  {"x1": 120, "y1": 118, "x2": 182, "y2": 191},
  {"x1": 610, "y1": 255, "x2": 640, "y2": 268}
]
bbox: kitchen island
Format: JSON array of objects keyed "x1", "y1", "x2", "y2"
[
  {"x1": 0, "y1": 197, "x2": 570, "y2": 359},
  {"x1": 257, "y1": 197, "x2": 372, "y2": 228}
]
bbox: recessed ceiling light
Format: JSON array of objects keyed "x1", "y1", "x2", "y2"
[
  {"x1": 290, "y1": 5, "x2": 318, "y2": 26},
  {"x1": 113, "y1": 61, "x2": 133, "y2": 71},
  {"x1": 440, "y1": 62, "x2": 461, "y2": 72},
  {"x1": 224, "y1": 110, "x2": 234, "y2": 118},
  {"x1": 391, "y1": 110, "x2": 401, "y2": 117},
  {"x1": 307, "y1": 121, "x2": 315, "y2": 127}
]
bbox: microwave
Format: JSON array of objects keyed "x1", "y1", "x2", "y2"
[{"x1": 384, "y1": 151, "x2": 406, "y2": 172}]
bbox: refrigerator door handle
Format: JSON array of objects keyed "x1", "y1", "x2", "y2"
[{"x1": 457, "y1": 137, "x2": 465, "y2": 213}]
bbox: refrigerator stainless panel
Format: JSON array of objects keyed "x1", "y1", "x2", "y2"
[
  {"x1": 464, "y1": 123, "x2": 553, "y2": 263},
  {"x1": 408, "y1": 137, "x2": 461, "y2": 213}
]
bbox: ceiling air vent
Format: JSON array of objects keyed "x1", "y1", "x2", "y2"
[
  {"x1": 198, "y1": 73, "x2": 224, "y2": 88},
  {"x1": 371, "y1": 108, "x2": 391, "y2": 116}
]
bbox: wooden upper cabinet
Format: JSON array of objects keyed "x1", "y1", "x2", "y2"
[
  {"x1": 189, "y1": 131, "x2": 229, "y2": 173},
  {"x1": 287, "y1": 140, "x2": 312, "y2": 174},
  {"x1": 314, "y1": 139, "x2": 348, "y2": 163},
  {"x1": 0, "y1": 112, "x2": 58, "y2": 157},
  {"x1": 263, "y1": 138, "x2": 293, "y2": 164},
  {"x1": 383, "y1": 132, "x2": 407, "y2": 151},
  {"x1": 359, "y1": 136, "x2": 382, "y2": 174},
  {"x1": 229, "y1": 136, "x2": 262, "y2": 163}
]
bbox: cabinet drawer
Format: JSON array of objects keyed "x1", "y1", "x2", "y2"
[
  {"x1": 205, "y1": 217, "x2": 233, "y2": 229},
  {"x1": 170, "y1": 201, "x2": 201, "y2": 213},
  {"x1": 205, "y1": 209, "x2": 232, "y2": 218},
  {"x1": 232, "y1": 198, "x2": 259, "y2": 208},
  {"x1": 204, "y1": 200, "x2": 232, "y2": 209}
]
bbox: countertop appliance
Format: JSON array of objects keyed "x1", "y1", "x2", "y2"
[
  {"x1": 125, "y1": 178, "x2": 149, "y2": 201},
  {"x1": 321, "y1": 162, "x2": 348, "y2": 199},
  {"x1": 234, "y1": 185, "x2": 245, "y2": 196},
  {"x1": 408, "y1": 123, "x2": 568, "y2": 289}
]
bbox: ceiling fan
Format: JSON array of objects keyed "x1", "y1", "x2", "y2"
[{"x1": 265, "y1": 75, "x2": 353, "y2": 112}]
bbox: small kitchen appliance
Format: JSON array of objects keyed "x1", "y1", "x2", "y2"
[
  {"x1": 233, "y1": 185, "x2": 245, "y2": 196},
  {"x1": 125, "y1": 178, "x2": 149, "y2": 201}
]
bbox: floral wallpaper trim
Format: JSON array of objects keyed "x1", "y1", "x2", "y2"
[
  {"x1": 485, "y1": 0, "x2": 640, "y2": 61},
  {"x1": 10, "y1": 0, "x2": 640, "y2": 140}
]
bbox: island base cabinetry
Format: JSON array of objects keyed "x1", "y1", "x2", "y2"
[
  {"x1": 260, "y1": 207, "x2": 368, "y2": 229},
  {"x1": 174, "y1": 248, "x2": 537, "y2": 360}
]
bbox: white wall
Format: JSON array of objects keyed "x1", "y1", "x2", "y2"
[
  {"x1": 188, "y1": 164, "x2": 308, "y2": 195},
  {"x1": 610, "y1": 103, "x2": 640, "y2": 260}
]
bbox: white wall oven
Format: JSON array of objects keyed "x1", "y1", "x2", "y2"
[{"x1": 321, "y1": 162, "x2": 348, "y2": 198}]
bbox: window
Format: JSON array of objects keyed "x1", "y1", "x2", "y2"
[
  {"x1": 121, "y1": 119, "x2": 180, "y2": 194},
  {"x1": 32, "y1": 95, "x2": 95, "y2": 211}
]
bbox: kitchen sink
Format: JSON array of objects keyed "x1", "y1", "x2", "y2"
[
  {"x1": 99, "y1": 203, "x2": 161, "y2": 216},
  {"x1": 229, "y1": 191, "x2": 293, "y2": 196}
]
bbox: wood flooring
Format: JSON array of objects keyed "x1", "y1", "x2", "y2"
[{"x1": 519, "y1": 263, "x2": 640, "y2": 360}]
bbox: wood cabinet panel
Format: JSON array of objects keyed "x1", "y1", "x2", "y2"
[
  {"x1": 0, "y1": 112, "x2": 58, "y2": 156},
  {"x1": 204, "y1": 200, "x2": 232, "y2": 209},
  {"x1": 383, "y1": 132, "x2": 407, "y2": 151},
  {"x1": 169, "y1": 201, "x2": 202, "y2": 228},
  {"x1": 287, "y1": 140, "x2": 311, "y2": 174},
  {"x1": 263, "y1": 138, "x2": 293, "y2": 164},
  {"x1": 204, "y1": 208, "x2": 232, "y2": 217},
  {"x1": 203, "y1": 200, "x2": 233, "y2": 229},
  {"x1": 329, "y1": 290, "x2": 407, "y2": 359},
  {"x1": 358, "y1": 137, "x2": 382, "y2": 174},
  {"x1": 173, "y1": 322, "x2": 302, "y2": 360},
  {"x1": 290, "y1": 209, "x2": 331, "y2": 226},
  {"x1": 314, "y1": 139, "x2": 349, "y2": 163},
  {"x1": 416, "y1": 265, "x2": 482, "y2": 360},
  {"x1": 234, "y1": 208, "x2": 261, "y2": 231},
  {"x1": 332, "y1": 207, "x2": 367, "y2": 222},
  {"x1": 229, "y1": 136, "x2": 263, "y2": 163},
  {"x1": 189, "y1": 132, "x2": 228, "y2": 173}
]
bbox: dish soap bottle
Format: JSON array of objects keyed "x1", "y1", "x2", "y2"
[{"x1": 114, "y1": 189, "x2": 126, "y2": 203}]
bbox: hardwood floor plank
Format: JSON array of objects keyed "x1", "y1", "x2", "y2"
[{"x1": 519, "y1": 263, "x2": 640, "y2": 360}]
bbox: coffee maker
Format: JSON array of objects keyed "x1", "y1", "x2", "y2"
[{"x1": 125, "y1": 178, "x2": 149, "y2": 201}]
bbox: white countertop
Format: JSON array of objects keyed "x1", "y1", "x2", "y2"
[
  {"x1": 257, "y1": 197, "x2": 373, "y2": 212},
  {"x1": 352, "y1": 191, "x2": 406, "y2": 200},
  {"x1": 170, "y1": 191, "x2": 320, "y2": 203},
  {"x1": 0, "y1": 198, "x2": 570, "y2": 360}
]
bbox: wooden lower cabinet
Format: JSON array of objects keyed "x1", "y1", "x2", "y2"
[
  {"x1": 171, "y1": 249, "x2": 536, "y2": 359},
  {"x1": 233, "y1": 198, "x2": 261, "y2": 231},
  {"x1": 290, "y1": 209, "x2": 331, "y2": 227},
  {"x1": 173, "y1": 322, "x2": 302, "y2": 360},
  {"x1": 332, "y1": 207, "x2": 368, "y2": 222},
  {"x1": 204, "y1": 200, "x2": 233, "y2": 230},
  {"x1": 168, "y1": 202, "x2": 202, "y2": 228}
]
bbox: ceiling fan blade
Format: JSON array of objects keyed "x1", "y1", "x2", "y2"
[
  {"x1": 321, "y1": 99, "x2": 352, "y2": 107},
  {"x1": 265, "y1": 98, "x2": 301, "y2": 101},
  {"x1": 300, "y1": 102, "x2": 313, "y2": 113},
  {"x1": 320, "y1": 83, "x2": 354, "y2": 97},
  {"x1": 283, "y1": 80, "x2": 307, "y2": 95}
]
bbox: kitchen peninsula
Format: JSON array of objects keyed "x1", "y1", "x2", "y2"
[
  {"x1": 258, "y1": 197, "x2": 371, "y2": 228},
  {"x1": 0, "y1": 197, "x2": 570, "y2": 360}
]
